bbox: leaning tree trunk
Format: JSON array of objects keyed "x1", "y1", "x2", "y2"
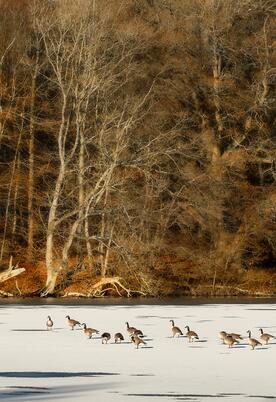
[
  {"x1": 40, "y1": 268, "x2": 60, "y2": 297},
  {"x1": 27, "y1": 50, "x2": 39, "y2": 262},
  {"x1": 41, "y1": 166, "x2": 65, "y2": 296},
  {"x1": 41, "y1": 273, "x2": 56, "y2": 296}
]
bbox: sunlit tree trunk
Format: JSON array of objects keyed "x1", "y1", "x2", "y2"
[{"x1": 27, "y1": 50, "x2": 39, "y2": 261}]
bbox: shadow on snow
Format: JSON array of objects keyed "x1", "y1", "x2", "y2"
[{"x1": 0, "y1": 372, "x2": 119, "y2": 378}]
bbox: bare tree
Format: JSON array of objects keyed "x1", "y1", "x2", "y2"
[{"x1": 33, "y1": 0, "x2": 154, "y2": 295}]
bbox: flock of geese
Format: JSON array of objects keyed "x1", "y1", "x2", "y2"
[
  {"x1": 46, "y1": 316, "x2": 147, "y2": 348},
  {"x1": 169, "y1": 320, "x2": 275, "y2": 349},
  {"x1": 45, "y1": 315, "x2": 275, "y2": 350},
  {"x1": 219, "y1": 329, "x2": 274, "y2": 349}
]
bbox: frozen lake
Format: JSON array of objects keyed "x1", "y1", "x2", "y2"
[{"x1": 0, "y1": 300, "x2": 275, "y2": 401}]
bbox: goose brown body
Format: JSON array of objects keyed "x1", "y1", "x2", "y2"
[
  {"x1": 259, "y1": 328, "x2": 275, "y2": 344},
  {"x1": 169, "y1": 320, "x2": 183, "y2": 337},
  {"x1": 247, "y1": 330, "x2": 262, "y2": 350},
  {"x1": 228, "y1": 333, "x2": 243, "y2": 341},
  {"x1": 185, "y1": 326, "x2": 199, "y2": 342},
  {"x1": 82, "y1": 323, "x2": 99, "y2": 339},
  {"x1": 224, "y1": 335, "x2": 239, "y2": 348},
  {"x1": 133, "y1": 329, "x2": 144, "y2": 337},
  {"x1": 131, "y1": 335, "x2": 146, "y2": 349},
  {"x1": 114, "y1": 333, "x2": 124, "y2": 343},
  {"x1": 66, "y1": 315, "x2": 81, "y2": 330},
  {"x1": 101, "y1": 332, "x2": 111, "y2": 344},
  {"x1": 126, "y1": 322, "x2": 137, "y2": 335},
  {"x1": 219, "y1": 331, "x2": 227, "y2": 342}
]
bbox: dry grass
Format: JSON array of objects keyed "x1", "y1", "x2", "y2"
[
  {"x1": 0, "y1": 257, "x2": 275, "y2": 299},
  {"x1": 1, "y1": 256, "x2": 276, "y2": 298}
]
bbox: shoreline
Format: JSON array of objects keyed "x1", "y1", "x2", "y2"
[{"x1": 1, "y1": 295, "x2": 276, "y2": 306}]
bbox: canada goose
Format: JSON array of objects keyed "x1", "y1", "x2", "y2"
[
  {"x1": 169, "y1": 320, "x2": 183, "y2": 337},
  {"x1": 101, "y1": 332, "x2": 111, "y2": 344},
  {"x1": 82, "y1": 323, "x2": 99, "y2": 339},
  {"x1": 219, "y1": 331, "x2": 227, "y2": 343},
  {"x1": 114, "y1": 332, "x2": 124, "y2": 343},
  {"x1": 185, "y1": 326, "x2": 199, "y2": 342},
  {"x1": 259, "y1": 328, "x2": 275, "y2": 345},
  {"x1": 46, "y1": 316, "x2": 53, "y2": 330},
  {"x1": 131, "y1": 335, "x2": 146, "y2": 349},
  {"x1": 224, "y1": 335, "x2": 239, "y2": 348},
  {"x1": 133, "y1": 329, "x2": 144, "y2": 337},
  {"x1": 247, "y1": 330, "x2": 262, "y2": 350},
  {"x1": 126, "y1": 322, "x2": 137, "y2": 335},
  {"x1": 66, "y1": 315, "x2": 81, "y2": 330},
  {"x1": 228, "y1": 333, "x2": 243, "y2": 341}
]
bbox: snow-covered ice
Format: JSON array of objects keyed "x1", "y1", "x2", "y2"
[{"x1": 0, "y1": 302, "x2": 275, "y2": 401}]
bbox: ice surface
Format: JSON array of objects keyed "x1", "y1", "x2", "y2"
[{"x1": 0, "y1": 303, "x2": 275, "y2": 401}]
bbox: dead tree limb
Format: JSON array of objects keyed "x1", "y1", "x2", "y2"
[
  {"x1": 0, "y1": 256, "x2": 25, "y2": 283},
  {"x1": 0, "y1": 290, "x2": 14, "y2": 297},
  {"x1": 62, "y1": 276, "x2": 146, "y2": 298},
  {"x1": 87, "y1": 276, "x2": 146, "y2": 297}
]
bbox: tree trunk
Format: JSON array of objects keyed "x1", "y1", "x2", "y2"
[
  {"x1": 27, "y1": 50, "x2": 39, "y2": 261},
  {"x1": 40, "y1": 269, "x2": 59, "y2": 296},
  {"x1": 43, "y1": 169, "x2": 65, "y2": 296},
  {"x1": 101, "y1": 225, "x2": 114, "y2": 277}
]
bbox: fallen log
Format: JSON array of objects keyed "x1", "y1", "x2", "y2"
[
  {"x1": 0, "y1": 256, "x2": 25, "y2": 283},
  {"x1": 87, "y1": 276, "x2": 146, "y2": 297},
  {"x1": 62, "y1": 276, "x2": 146, "y2": 298},
  {"x1": 62, "y1": 292, "x2": 87, "y2": 298},
  {"x1": 0, "y1": 290, "x2": 14, "y2": 297}
]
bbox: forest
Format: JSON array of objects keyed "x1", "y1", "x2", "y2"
[{"x1": 0, "y1": 0, "x2": 275, "y2": 297}]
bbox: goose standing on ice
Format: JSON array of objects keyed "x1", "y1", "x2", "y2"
[
  {"x1": 247, "y1": 330, "x2": 262, "y2": 350},
  {"x1": 131, "y1": 335, "x2": 146, "y2": 349},
  {"x1": 259, "y1": 328, "x2": 275, "y2": 345},
  {"x1": 46, "y1": 316, "x2": 53, "y2": 330},
  {"x1": 101, "y1": 332, "x2": 111, "y2": 344},
  {"x1": 125, "y1": 322, "x2": 137, "y2": 335},
  {"x1": 169, "y1": 320, "x2": 183, "y2": 337},
  {"x1": 185, "y1": 326, "x2": 199, "y2": 342},
  {"x1": 224, "y1": 335, "x2": 239, "y2": 348},
  {"x1": 114, "y1": 333, "x2": 124, "y2": 343},
  {"x1": 82, "y1": 323, "x2": 99, "y2": 339},
  {"x1": 219, "y1": 331, "x2": 227, "y2": 343},
  {"x1": 133, "y1": 328, "x2": 144, "y2": 337},
  {"x1": 66, "y1": 315, "x2": 81, "y2": 330}
]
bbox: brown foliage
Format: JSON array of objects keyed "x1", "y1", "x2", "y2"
[{"x1": 0, "y1": 0, "x2": 275, "y2": 297}]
